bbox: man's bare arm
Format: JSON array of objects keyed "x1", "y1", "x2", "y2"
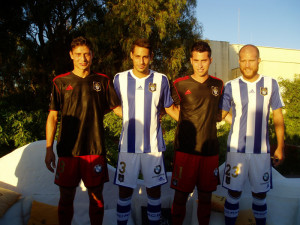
[
  {"x1": 45, "y1": 110, "x2": 58, "y2": 173},
  {"x1": 165, "y1": 104, "x2": 180, "y2": 121},
  {"x1": 272, "y1": 108, "x2": 285, "y2": 167}
]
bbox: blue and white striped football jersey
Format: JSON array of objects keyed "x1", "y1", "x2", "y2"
[
  {"x1": 221, "y1": 75, "x2": 284, "y2": 154},
  {"x1": 113, "y1": 70, "x2": 174, "y2": 153}
]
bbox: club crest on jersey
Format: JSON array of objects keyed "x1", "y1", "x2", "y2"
[
  {"x1": 148, "y1": 83, "x2": 157, "y2": 92},
  {"x1": 214, "y1": 168, "x2": 219, "y2": 177},
  {"x1": 154, "y1": 165, "x2": 161, "y2": 174},
  {"x1": 211, "y1": 86, "x2": 219, "y2": 96},
  {"x1": 263, "y1": 172, "x2": 269, "y2": 181},
  {"x1": 118, "y1": 174, "x2": 124, "y2": 182},
  {"x1": 93, "y1": 81, "x2": 101, "y2": 92},
  {"x1": 94, "y1": 164, "x2": 102, "y2": 174},
  {"x1": 260, "y1": 87, "x2": 268, "y2": 96}
]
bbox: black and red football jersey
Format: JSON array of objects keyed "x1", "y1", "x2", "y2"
[
  {"x1": 49, "y1": 72, "x2": 120, "y2": 157},
  {"x1": 172, "y1": 75, "x2": 224, "y2": 155}
]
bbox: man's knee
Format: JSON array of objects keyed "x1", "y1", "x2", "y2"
[
  {"x1": 59, "y1": 186, "x2": 76, "y2": 202},
  {"x1": 146, "y1": 186, "x2": 161, "y2": 199},
  {"x1": 119, "y1": 186, "x2": 134, "y2": 199},
  {"x1": 88, "y1": 185, "x2": 104, "y2": 202},
  {"x1": 197, "y1": 191, "x2": 212, "y2": 204},
  {"x1": 173, "y1": 190, "x2": 189, "y2": 205},
  {"x1": 252, "y1": 192, "x2": 266, "y2": 199},
  {"x1": 229, "y1": 190, "x2": 242, "y2": 198}
]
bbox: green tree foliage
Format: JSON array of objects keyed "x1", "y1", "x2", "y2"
[
  {"x1": 0, "y1": 0, "x2": 202, "y2": 155},
  {"x1": 85, "y1": 0, "x2": 201, "y2": 80},
  {"x1": 279, "y1": 75, "x2": 300, "y2": 144},
  {"x1": 1, "y1": 0, "x2": 201, "y2": 96},
  {"x1": 0, "y1": 91, "x2": 48, "y2": 157}
]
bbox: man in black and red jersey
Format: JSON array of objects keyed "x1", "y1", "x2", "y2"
[
  {"x1": 45, "y1": 36, "x2": 121, "y2": 225},
  {"x1": 170, "y1": 41, "x2": 225, "y2": 225}
]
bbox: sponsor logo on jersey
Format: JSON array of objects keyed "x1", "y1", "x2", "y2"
[
  {"x1": 66, "y1": 84, "x2": 73, "y2": 90},
  {"x1": 154, "y1": 165, "x2": 161, "y2": 174},
  {"x1": 93, "y1": 81, "x2": 101, "y2": 92},
  {"x1": 94, "y1": 164, "x2": 102, "y2": 173},
  {"x1": 148, "y1": 83, "x2": 157, "y2": 92},
  {"x1": 158, "y1": 176, "x2": 165, "y2": 182},
  {"x1": 185, "y1": 89, "x2": 192, "y2": 95},
  {"x1": 249, "y1": 89, "x2": 255, "y2": 94},
  {"x1": 263, "y1": 172, "x2": 269, "y2": 181},
  {"x1": 137, "y1": 85, "x2": 143, "y2": 90},
  {"x1": 211, "y1": 86, "x2": 219, "y2": 96},
  {"x1": 118, "y1": 174, "x2": 124, "y2": 182},
  {"x1": 260, "y1": 87, "x2": 268, "y2": 96}
]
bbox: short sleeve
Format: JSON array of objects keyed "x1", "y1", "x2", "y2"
[
  {"x1": 171, "y1": 82, "x2": 181, "y2": 106},
  {"x1": 161, "y1": 76, "x2": 174, "y2": 108},
  {"x1": 271, "y1": 79, "x2": 285, "y2": 110},
  {"x1": 220, "y1": 82, "x2": 232, "y2": 111},
  {"x1": 106, "y1": 78, "x2": 121, "y2": 110},
  {"x1": 48, "y1": 81, "x2": 60, "y2": 111}
]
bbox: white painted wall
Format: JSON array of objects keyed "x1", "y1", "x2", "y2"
[{"x1": 208, "y1": 40, "x2": 300, "y2": 82}]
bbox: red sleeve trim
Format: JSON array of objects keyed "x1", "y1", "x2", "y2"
[
  {"x1": 110, "y1": 105, "x2": 121, "y2": 110},
  {"x1": 173, "y1": 76, "x2": 189, "y2": 102},
  {"x1": 173, "y1": 75, "x2": 190, "y2": 85},
  {"x1": 53, "y1": 72, "x2": 71, "y2": 81},
  {"x1": 53, "y1": 72, "x2": 71, "y2": 94}
]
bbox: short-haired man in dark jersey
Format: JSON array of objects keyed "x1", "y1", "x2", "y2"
[
  {"x1": 170, "y1": 41, "x2": 224, "y2": 225},
  {"x1": 45, "y1": 36, "x2": 121, "y2": 225}
]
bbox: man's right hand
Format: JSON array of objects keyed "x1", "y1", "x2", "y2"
[{"x1": 45, "y1": 147, "x2": 56, "y2": 173}]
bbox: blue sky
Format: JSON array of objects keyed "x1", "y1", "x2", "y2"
[{"x1": 195, "y1": 0, "x2": 300, "y2": 50}]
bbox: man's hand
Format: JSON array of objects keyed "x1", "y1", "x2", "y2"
[
  {"x1": 272, "y1": 147, "x2": 285, "y2": 167},
  {"x1": 45, "y1": 147, "x2": 56, "y2": 173}
]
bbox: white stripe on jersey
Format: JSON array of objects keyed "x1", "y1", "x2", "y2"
[
  {"x1": 113, "y1": 70, "x2": 173, "y2": 153},
  {"x1": 223, "y1": 75, "x2": 284, "y2": 154}
]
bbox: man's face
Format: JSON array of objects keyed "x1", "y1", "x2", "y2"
[
  {"x1": 69, "y1": 45, "x2": 93, "y2": 72},
  {"x1": 130, "y1": 46, "x2": 152, "y2": 75},
  {"x1": 190, "y1": 51, "x2": 212, "y2": 77},
  {"x1": 239, "y1": 46, "x2": 261, "y2": 81}
]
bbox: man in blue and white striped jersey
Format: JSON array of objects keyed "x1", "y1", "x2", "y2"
[
  {"x1": 221, "y1": 44, "x2": 285, "y2": 225},
  {"x1": 113, "y1": 38, "x2": 179, "y2": 225}
]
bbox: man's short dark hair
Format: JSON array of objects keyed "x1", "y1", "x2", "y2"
[
  {"x1": 70, "y1": 36, "x2": 93, "y2": 52},
  {"x1": 191, "y1": 41, "x2": 211, "y2": 58},
  {"x1": 131, "y1": 39, "x2": 152, "y2": 54}
]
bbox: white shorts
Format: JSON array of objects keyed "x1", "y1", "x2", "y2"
[
  {"x1": 222, "y1": 152, "x2": 272, "y2": 193},
  {"x1": 114, "y1": 151, "x2": 168, "y2": 188}
]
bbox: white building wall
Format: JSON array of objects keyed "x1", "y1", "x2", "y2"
[
  {"x1": 209, "y1": 40, "x2": 300, "y2": 82},
  {"x1": 207, "y1": 40, "x2": 230, "y2": 81}
]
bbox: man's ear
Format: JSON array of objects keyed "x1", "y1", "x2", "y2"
[
  {"x1": 69, "y1": 51, "x2": 73, "y2": 60},
  {"x1": 130, "y1": 51, "x2": 133, "y2": 60}
]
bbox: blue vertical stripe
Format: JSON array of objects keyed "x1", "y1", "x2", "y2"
[
  {"x1": 254, "y1": 78, "x2": 264, "y2": 153},
  {"x1": 113, "y1": 74, "x2": 121, "y2": 99},
  {"x1": 113, "y1": 74, "x2": 123, "y2": 153},
  {"x1": 127, "y1": 73, "x2": 136, "y2": 153},
  {"x1": 266, "y1": 105, "x2": 271, "y2": 153},
  {"x1": 157, "y1": 77, "x2": 166, "y2": 152},
  {"x1": 144, "y1": 73, "x2": 154, "y2": 153},
  {"x1": 226, "y1": 83, "x2": 234, "y2": 152},
  {"x1": 238, "y1": 80, "x2": 248, "y2": 153}
]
